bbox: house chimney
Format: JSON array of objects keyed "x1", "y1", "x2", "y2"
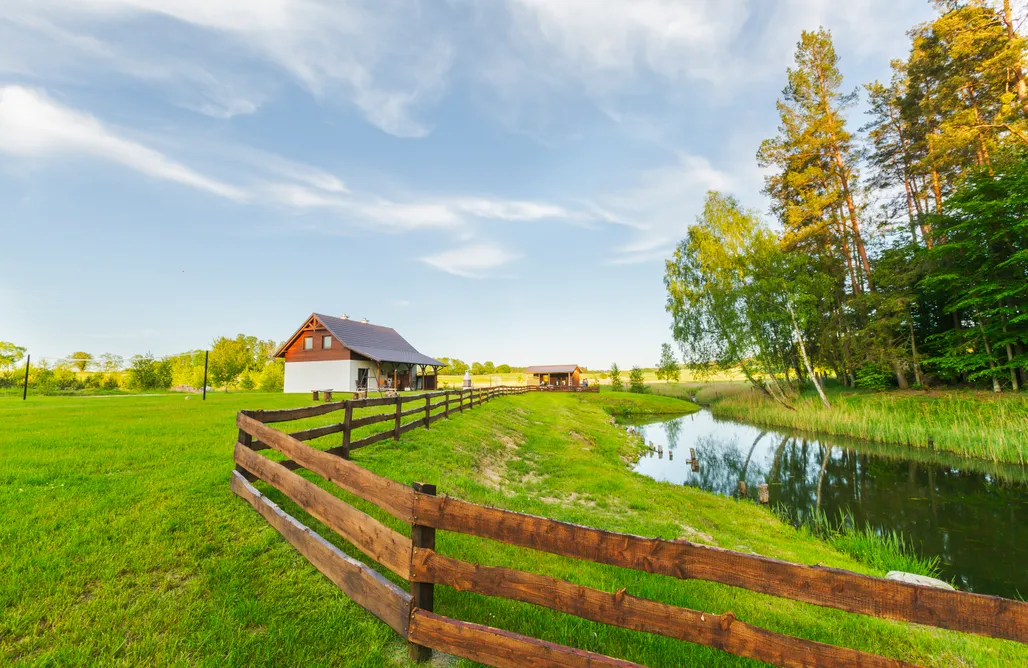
[
  {"x1": 340, "y1": 313, "x2": 349, "y2": 320},
  {"x1": 361, "y1": 317, "x2": 369, "y2": 324}
]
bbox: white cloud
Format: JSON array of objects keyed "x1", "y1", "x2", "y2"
[
  {"x1": 591, "y1": 152, "x2": 740, "y2": 264},
  {"x1": 1, "y1": 0, "x2": 453, "y2": 136},
  {"x1": 421, "y1": 243, "x2": 520, "y2": 278},
  {"x1": 0, "y1": 85, "x2": 246, "y2": 199}
]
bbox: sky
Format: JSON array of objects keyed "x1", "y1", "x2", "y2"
[{"x1": 0, "y1": 0, "x2": 936, "y2": 369}]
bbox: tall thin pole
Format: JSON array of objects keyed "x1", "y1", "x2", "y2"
[
  {"x1": 22, "y1": 355, "x2": 30, "y2": 400},
  {"x1": 202, "y1": 351, "x2": 209, "y2": 401}
]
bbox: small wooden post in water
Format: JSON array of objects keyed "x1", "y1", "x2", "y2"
[
  {"x1": 340, "y1": 402, "x2": 353, "y2": 459},
  {"x1": 409, "y1": 482, "x2": 437, "y2": 663}
]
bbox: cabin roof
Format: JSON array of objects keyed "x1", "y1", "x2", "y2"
[
  {"x1": 524, "y1": 365, "x2": 580, "y2": 374},
  {"x1": 276, "y1": 313, "x2": 443, "y2": 367}
]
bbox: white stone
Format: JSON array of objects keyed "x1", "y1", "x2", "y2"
[{"x1": 885, "y1": 571, "x2": 955, "y2": 590}]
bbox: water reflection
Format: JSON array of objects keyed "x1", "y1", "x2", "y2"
[{"x1": 627, "y1": 410, "x2": 1028, "y2": 599}]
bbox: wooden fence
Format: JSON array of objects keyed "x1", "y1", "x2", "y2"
[{"x1": 230, "y1": 387, "x2": 1028, "y2": 667}]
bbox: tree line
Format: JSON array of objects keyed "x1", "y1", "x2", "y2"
[
  {"x1": 0, "y1": 336, "x2": 284, "y2": 394},
  {"x1": 665, "y1": 1, "x2": 1028, "y2": 402}
]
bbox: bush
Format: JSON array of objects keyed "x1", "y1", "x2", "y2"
[
  {"x1": 128, "y1": 354, "x2": 173, "y2": 390},
  {"x1": 258, "y1": 360, "x2": 284, "y2": 392},
  {"x1": 238, "y1": 370, "x2": 256, "y2": 391},
  {"x1": 855, "y1": 364, "x2": 892, "y2": 392},
  {"x1": 609, "y1": 363, "x2": 623, "y2": 392},
  {"x1": 629, "y1": 366, "x2": 647, "y2": 393}
]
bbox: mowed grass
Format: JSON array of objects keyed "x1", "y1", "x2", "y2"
[
  {"x1": 1, "y1": 392, "x2": 1024, "y2": 666},
  {"x1": 712, "y1": 386, "x2": 1028, "y2": 464}
]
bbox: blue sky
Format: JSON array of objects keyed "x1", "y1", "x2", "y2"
[{"x1": 1, "y1": 0, "x2": 934, "y2": 368}]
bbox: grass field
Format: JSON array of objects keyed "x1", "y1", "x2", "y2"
[
  {"x1": 2, "y1": 391, "x2": 1024, "y2": 666},
  {"x1": 711, "y1": 385, "x2": 1028, "y2": 464}
]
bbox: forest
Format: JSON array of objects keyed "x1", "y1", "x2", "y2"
[{"x1": 665, "y1": 0, "x2": 1028, "y2": 403}]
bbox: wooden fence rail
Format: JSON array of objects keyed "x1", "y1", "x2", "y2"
[{"x1": 230, "y1": 387, "x2": 1027, "y2": 668}]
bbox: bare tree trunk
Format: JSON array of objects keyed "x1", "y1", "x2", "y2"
[
  {"x1": 787, "y1": 299, "x2": 832, "y2": 409},
  {"x1": 1001, "y1": 311, "x2": 1019, "y2": 391},
  {"x1": 1004, "y1": 0, "x2": 1028, "y2": 112},
  {"x1": 977, "y1": 319, "x2": 1003, "y2": 393},
  {"x1": 908, "y1": 310, "x2": 924, "y2": 386},
  {"x1": 891, "y1": 359, "x2": 910, "y2": 389}
]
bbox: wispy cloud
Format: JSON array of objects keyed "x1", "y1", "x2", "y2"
[
  {"x1": 1, "y1": 0, "x2": 453, "y2": 136},
  {"x1": 0, "y1": 85, "x2": 245, "y2": 199},
  {"x1": 421, "y1": 243, "x2": 520, "y2": 278}
]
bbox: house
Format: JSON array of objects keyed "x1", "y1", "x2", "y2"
[
  {"x1": 274, "y1": 313, "x2": 444, "y2": 394},
  {"x1": 524, "y1": 364, "x2": 582, "y2": 388}
]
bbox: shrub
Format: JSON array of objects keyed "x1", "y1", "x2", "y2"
[
  {"x1": 258, "y1": 360, "x2": 284, "y2": 392},
  {"x1": 609, "y1": 363, "x2": 623, "y2": 392},
  {"x1": 629, "y1": 366, "x2": 647, "y2": 393},
  {"x1": 128, "y1": 354, "x2": 173, "y2": 390},
  {"x1": 855, "y1": 364, "x2": 892, "y2": 392}
]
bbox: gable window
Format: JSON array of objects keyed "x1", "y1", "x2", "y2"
[
  {"x1": 303, "y1": 336, "x2": 314, "y2": 351},
  {"x1": 322, "y1": 335, "x2": 332, "y2": 350}
]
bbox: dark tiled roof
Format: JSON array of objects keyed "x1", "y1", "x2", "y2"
[
  {"x1": 524, "y1": 365, "x2": 580, "y2": 374},
  {"x1": 315, "y1": 313, "x2": 443, "y2": 366}
]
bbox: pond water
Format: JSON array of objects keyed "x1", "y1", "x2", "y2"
[{"x1": 625, "y1": 410, "x2": 1028, "y2": 599}]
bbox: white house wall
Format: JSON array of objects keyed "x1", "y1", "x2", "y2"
[{"x1": 283, "y1": 360, "x2": 381, "y2": 393}]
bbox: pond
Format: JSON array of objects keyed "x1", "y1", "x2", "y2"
[{"x1": 624, "y1": 410, "x2": 1028, "y2": 599}]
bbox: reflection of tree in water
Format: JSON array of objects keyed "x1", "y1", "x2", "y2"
[
  {"x1": 691, "y1": 432, "x2": 771, "y2": 499},
  {"x1": 634, "y1": 413, "x2": 1028, "y2": 597},
  {"x1": 663, "y1": 417, "x2": 683, "y2": 452}
]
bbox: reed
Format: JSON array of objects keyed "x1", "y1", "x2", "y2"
[{"x1": 712, "y1": 387, "x2": 1028, "y2": 464}]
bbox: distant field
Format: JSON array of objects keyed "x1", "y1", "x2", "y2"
[{"x1": 436, "y1": 368, "x2": 744, "y2": 388}]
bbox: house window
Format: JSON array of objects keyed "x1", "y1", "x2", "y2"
[
  {"x1": 357, "y1": 368, "x2": 369, "y2": 390},
  {"x1": 322, "y1": 335, "x2": 332, "y2": 350},
  {"x1": 303, "y1": 336, "x2": 314, "y2": 351}
]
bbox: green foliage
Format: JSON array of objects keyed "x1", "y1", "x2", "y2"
[
  {"x1": 0, "y1": 342, "x2": 26, "y2": 370},
  {"x1": 496, "y1": 364, "x2": 512, "y2": 374},
  {"x1": 438, "y1": 357, "x2": 469, "y2": 376},
  {"x1": 609, "y1": 363, "x2": 623, "y2": 392},
  {"x1": 127, "y1": 354, "x2": 172, "y2": 391},
  {"x1": 628, "y1": 366, "x2": 646, "y2": 393},
  {"x1": 208, "y1": 335, "x2": 256, "y2": 391},
  {"x1": 258, "y1": 359, "x2": 285, "y2": 392},
  {"x1": 657, "y1": 343, "x2": 679, "y2": 382},
  {"x1": 68, "y1": 351, "x2": 94, "y2": 372},
  {"x1": 854, "y1": 365, "x2": 893, "y2": 392},
  {"x1": 470, "y1": 361, "x2": 485, "y2": 375}
]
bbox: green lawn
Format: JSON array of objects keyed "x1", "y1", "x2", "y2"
[
  {"x1": 711, "y1": 385, "x2": 1028, "y2": 464},
  {"x1": 1, "y1": 391, "x2": 1023, "y2": 666}
]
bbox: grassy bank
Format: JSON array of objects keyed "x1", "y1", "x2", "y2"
[
  {"x1": 1, "y1": 392, "x2": 1022, "y2": 666},
  {"x1": 712, "y1": 386, "x2": 1028, "y2": 464}
]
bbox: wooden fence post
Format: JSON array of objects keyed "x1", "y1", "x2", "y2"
[
  {"x1": 394, "y1": 395, "x2": 402, "y2": 440},
  {"x1": 424, "y1": 394, "x2": 431, "y2": 430},
  {"x1": 409, "y1": 482, "x2": 437, "y2": 663},
  {"x1": 236, "y1": 410, "x2": 258, "y2": 482},
  {"x1": 444, "y1": 390, "x2": 450, "y2": 419},
  {"x1": 459, "y1": 389, "x2": 465, "y2": 413},
  {"x1": 341, "y1": 402, "x2": 353, "y2": 459}
]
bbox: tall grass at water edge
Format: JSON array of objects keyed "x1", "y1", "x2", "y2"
[
  {"x1": 712, "y1": 388, "x2": 1028, "y2": 464},
  {"x1": 787, "y1": 508, "x2": 942, "y2": 581}
]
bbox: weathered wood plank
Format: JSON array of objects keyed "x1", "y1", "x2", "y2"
[
  {"x1": 428, "y1": 412, "x2": 446, "y2": 425},
  {"x1": 400, "y1": 406, "x2": 424, "y2": 419},
  {"x1": 350, "y1": 411, "x2": 395, "y2": 430},
  {"x1": 258, "y1": 402, "x2": 348, "y2": 423},
  {"x1": 408, "y1": 610, "x2": 641, "y2": 668},
  {"x1": 238, "y1": 413, "x2": 414, "y2": 521},
  {"x1": 347, "y1": 428, "x2": 395, "y2": 452},
  {"x1": 234, "y1": 444, "x2": 412, "y2": 578},
  {"x1": 412, "y1": 493, "x2": 1028, "y2": 642},
  {"x1": 399, "y1": 418, "x2": 427, "y2": 435},
  {"x1": 411, "y1": 550, "x2": 912, "y2": 668},
  {"x1": 230, "y1": 471, "x2": 412, "y2": 636}
]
